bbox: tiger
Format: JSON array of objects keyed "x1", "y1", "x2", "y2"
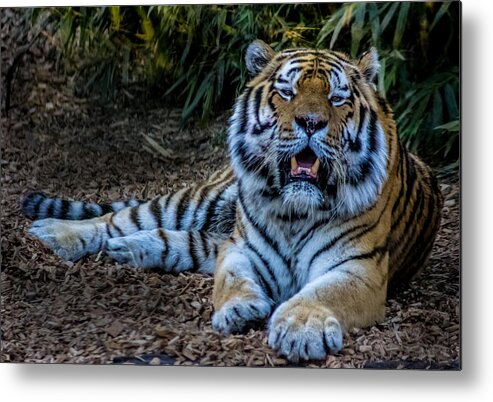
[{"x1": 21, "y1": 40, "x2": 443, "y2": 363}]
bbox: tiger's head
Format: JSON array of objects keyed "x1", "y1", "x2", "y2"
[{"x1": 228, "y1": 40, "x2": 391, "y2": 217}]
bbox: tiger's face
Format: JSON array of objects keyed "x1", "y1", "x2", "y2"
[{"x1": 229, "y1": 40, "x2": 388, "y2": 217}]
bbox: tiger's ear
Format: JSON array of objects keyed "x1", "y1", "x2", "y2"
[
  {"x1": 245, "y1": 40, "x2": 276, "y2": 76},
  {"x1": 357, "y1": 47, "x2": 380, "y2": 83}
]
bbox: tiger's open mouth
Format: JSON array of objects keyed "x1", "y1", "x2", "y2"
[
  {"x1": 284, "y1": 147, "x2": 320, "y2": 185},
  {"x1": 288, "y1": 147, "x2": 320, "y2": 181}
]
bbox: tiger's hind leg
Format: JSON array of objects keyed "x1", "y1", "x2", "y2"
[
  {"x1": 25, "y1": 167, "x2": 237, "y2": 262},
  {"x1": 28, "y1": 217, "x2": 108, "y2": 261},
  {"x1": 105, "y1": 229, "x2": 227, "y2": 274}
]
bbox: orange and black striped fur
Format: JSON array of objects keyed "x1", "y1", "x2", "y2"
[{"x1": 22, "y1": 40, "x2": 442, "y2": 362}]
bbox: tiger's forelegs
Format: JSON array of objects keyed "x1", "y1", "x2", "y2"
[
  {"x1": 268, "y1": 257, "x2": 388, "y2": 362},
  {"x1": 211, "y1": 242, "x2": 273, "y2": 334}
]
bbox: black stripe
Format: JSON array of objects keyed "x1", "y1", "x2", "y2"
[
  {"x1": 46, "y1": 200, "x2": 55, "y2": 218},
  {"x1": 253, "y1": 85, "x2": 265, "y2": 130},
  {"x1": 252, "y1": 264, "x2": 274, "y2": 303},
  {"x1": 286, "y1": 67, "x2": 301, "y2": 77},
  {"x1": 105, "y1": 223, "x2": 113, "y2": 239},
  {"x1": 239, "y1": 189, "x2": 290, "y2": 268},
  {"x1": 308, "y1": 191, "x2": 392, "y2": 268},
  {"x1": 386, "y1": 129, "x2": 393, "y2": 169},
  {"x1": 341, "y1": 193, "x2": 392, "y2": 248},
  {"x1": 239, "y1": 87, "x2": 253, "y2": 133},
  {"x1": 245, "y1": 240, "x2": 279, "y2": 300},
  {"x1": 32, "y1": 197, "x2": 44, "y2": 218},
  {"x1": 200, "y1": 231, "x2": 209, "y2": 259},
  {"x1": 317, "y1": 59, "x2": 344, "y2": 74},
  {"x1": 232, "y1": 138, "x2": 265, "y2": 176},
  {"x1": 368, "y1": 109, "x2": 378, "y2": 153},
  {"x1": 150, "y1": 197, "x2": 163, "y2": 228},
  {"x1": 376, "y1": 93, "x2": 391, "y2": 114},
  {"x1": 188, "y1": 231, "x2": 199, "y2": 272},
  {"x1": 276, "y1": 212, "x2": 308, "y2": 222},
  {"x1": 202, "y1": 186, "x2": 228, "y2": 232},
  {"x1": 391, "y1": 149, "x2": 417, "y2": 231},
  {"x1": 338, "y1": 269, "x2": 373, "y2": 289},
  {"x1": 296, "y1": 216, "x2": 334, "y2": 249},
  {"x1": 81, "y1": 204, "x2": 91, "y2": 219},
  {"x1": 213, "y1": 243, "x2": 219, "y2": 260},
  {"x1": 399, "y1": 179, "x2": 437, "y2": 268},
  {"x1": 391, "y1": 144, "x2": 407, "y2": 215},
  {"x1": 191, "y1": 170, "x2": 233, "y2": 228},
  {"x1": 322, "y1": 245, "x2": 387, "y2": 275},
  {"x1": 402, "y1": 180, "x2": 426, "y2": 237},
  {"x1": 356, "y1": 104, "x2": 367, "y2": 142},
  {"x1": 352, "y1": 83, "x2": 361, "y2": 98},
  {"x1": 307, "y1": 222, "x2": 368, "y2": 269},
  {"x1": 331, "y1": 68, "x2": 342, "y2": 86},
  {"x1": 348, "y1": 135, "x2": 361, "y2": 152},
  {"x1": 60, "y1": 199, "x2": 70, "y2": 219},
  {"x1": 175, "y1": 188, "x2": 192, "y2": 230},
  {"x1": 158, "y1": 229, "x2": 169, "y2": 265},
  {"x1": 323, "y1": 51, "x2": 351, "y2": 65},
  {"x1": 109, "y1": 214, "x2": 124, "y2": 237},
  {"x1": 303, "y1": 68, "x2": 314, "y2": 76},
  {"x1": 283, "y1": 57, "x2": 312, "y2": 65},
  {"x1": 130, "y1": 206, "x2": 142, "y2": 230},
  {"x1": 348, "y1": 157, "x2": 372, "y2": 186},
  {"x1": 101, "y1": 204, "x2": 113, "y2": 215}
]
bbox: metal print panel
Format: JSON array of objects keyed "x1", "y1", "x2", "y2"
[{"x1": 1, "y1": 1, "x2": 460, "y2": 368}]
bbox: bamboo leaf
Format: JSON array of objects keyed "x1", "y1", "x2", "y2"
[
  {"x1": 393, "y1": 2, "x2": 410, "y2": 49},
  {"x1": 368, "y1": 2, "x2": 380, "y2": 47},
  {"x1": 380, "y1": 2, "x2": 399, "y2": 33},
  {"x1": 434, "y1": 120, "x2": 460, "y2": 132},
  {"x1": 377, "y1": 56, "x2": 386, "y2": 98},
  {"x1": 350, "y1": 4, "x2": 366, "y2": 57},
  {"x1": 444, "y1": 83, "x2": 459, "y2": 120},
  {"x1": 430, "y1": 89, "x2": 444, "y2": 130},
  {"x1": 330, "y1": 4, "x2": 353, "y2": 49},
  {"x1": 430, "y1": 2, "x2": 451, "y2": 31},
  {"x1": 109, "y1": 6, "x2": 121, "y2": 31},
  {"x1": 182, "y1": 72, "x2": 213, "y2": 120}
]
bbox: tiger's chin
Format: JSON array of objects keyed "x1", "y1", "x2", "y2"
[{"x1": 280, "y1": 180, "x2": 324, "y2": 214}]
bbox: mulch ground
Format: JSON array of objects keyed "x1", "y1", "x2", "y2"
[{"x1": 0, "y1": 9, "x2": 460, "y2": 368}]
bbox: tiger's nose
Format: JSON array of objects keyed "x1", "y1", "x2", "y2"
[{"x1": 295, "y1": 115, "x2": 328, "y2": 137}]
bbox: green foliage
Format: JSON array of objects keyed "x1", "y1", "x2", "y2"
[
  {"x1": 30, "y1": 2, "x2": 459, "y2": 160},
  {"x1": 316, "y1": 2, "x2": 459, "y2": 159}
]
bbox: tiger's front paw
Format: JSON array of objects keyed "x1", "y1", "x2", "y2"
[
  {"x1": 268, "y1": 301, "x2": 343, "y2": 363},
  {"x1": 212, "y1": 298, "x2": 271, "y2": 335}
]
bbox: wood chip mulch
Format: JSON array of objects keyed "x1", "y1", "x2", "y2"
[{"x1": 0, "y1": 9, "x2": 460, "y2": 369}]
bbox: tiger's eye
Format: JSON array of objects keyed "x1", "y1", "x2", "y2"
[
  {"x1": 280, "y1": 89, "x2": 294, "y2": 98},
  {"x1": 330, "y1": 96, "x2": 343, "y2": 104}
]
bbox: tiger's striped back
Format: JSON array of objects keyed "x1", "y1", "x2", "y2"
[{"x1": 387, "y1": 148, "x2": 443, "y2": 289}]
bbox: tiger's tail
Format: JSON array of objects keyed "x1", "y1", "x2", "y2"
[{"x1": 20, "y1": 191, "x2": 146, "y2": 221}]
